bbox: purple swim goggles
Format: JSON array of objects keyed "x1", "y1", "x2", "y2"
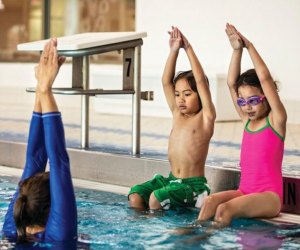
[{"x1": 237, "y1": 96, "x2": 265, "y2": 107}]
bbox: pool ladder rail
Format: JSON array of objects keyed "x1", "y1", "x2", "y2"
[
  {"x1": 26, "y1": 86, "x2": 154, "y2": 155},
  {"x1": 26, "y1": 87, "x2": 154, "y2": 100}
]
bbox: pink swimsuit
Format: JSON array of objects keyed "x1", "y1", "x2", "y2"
[{"x1": 239, "y1": 117, "x2": 284, "y2": 203}]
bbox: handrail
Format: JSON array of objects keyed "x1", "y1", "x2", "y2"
[
  {"x1": 26, "y1": 87, "x2": 153, "y2": 100},
  {"x1": 26, "y1": 87, "x2": 135, "y2": 96}
]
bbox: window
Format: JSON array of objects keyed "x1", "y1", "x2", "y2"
[{"x1": 0, "y1": 0, "x2": 135, "y2": 63}]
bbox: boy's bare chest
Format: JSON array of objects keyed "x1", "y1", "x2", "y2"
[
  {"x1": 172, "y1": 115, "x2": 202, "y2": 132},
  {"x1": 170, "y1": 121, "x2": 204, "y2": 143}
]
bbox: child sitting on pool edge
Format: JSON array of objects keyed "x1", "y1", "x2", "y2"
[
  {"x1": 128, "y1": 26, "x2": 216, "y2": 211},
  {"x1": 197, "y1": 23, "x2": 287, "y2": 227}
]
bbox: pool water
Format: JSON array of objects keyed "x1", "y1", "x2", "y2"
[{"x1": 1, "y1": 175, "x2": 300, "y2": 249}]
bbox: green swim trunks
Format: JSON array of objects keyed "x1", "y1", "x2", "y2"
[{"x1": 128, "y1": 172, "x2": 210, "y2": 210}]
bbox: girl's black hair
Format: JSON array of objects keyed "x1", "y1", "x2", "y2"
[
  {"x1": 235, "y1": 69, "x2": 278, "y2": 94},
  {"x1": 236, "y1": 69, "x2": 278, "y2": 115}
]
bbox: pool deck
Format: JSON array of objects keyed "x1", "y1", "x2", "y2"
[{"x1": 0, "y1": 87, "x2": 299, "y2": 171}]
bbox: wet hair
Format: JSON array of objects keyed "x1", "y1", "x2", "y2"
[
  {"x1": 173, "y1": 70, "x2": 209, "y2": 112},
  {"x1": 13, "y1": 172, "x2": 50, "y2": 241},
  {"x1": 236, "y1": 69, "x2": 278, "y2": 114}
]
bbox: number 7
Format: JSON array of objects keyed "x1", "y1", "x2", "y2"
[{"x1": 125, "y1": 58, "x2": 131, "y2": 77}]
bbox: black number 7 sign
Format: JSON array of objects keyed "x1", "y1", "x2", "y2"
[
  {"x1": 125, "y1": 58, "x2": 131, "y2": 77},
  {"x1": 123, "y1": 48, "x2": 134, "y2": 90}
]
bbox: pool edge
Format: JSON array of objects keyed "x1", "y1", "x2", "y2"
[{"x1": 1, "y1": 164, "x2": 299, "y2": 225}]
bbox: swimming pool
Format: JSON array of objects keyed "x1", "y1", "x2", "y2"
[{"x1": 1, "y1": 175, "x2": 300, "y2": 249}]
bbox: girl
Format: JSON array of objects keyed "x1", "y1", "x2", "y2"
[
  {"x1": 198, "y1": 23, "x2": 287, "y2": 226},
  {"x1": 2, "y1": 38, "x2": 77, "y2": 244}
]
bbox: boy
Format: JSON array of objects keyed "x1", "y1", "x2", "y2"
[{"x1": 128, "y1": 27, "x2": 215, "y2": 211}]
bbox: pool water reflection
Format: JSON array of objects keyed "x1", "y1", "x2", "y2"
[{"x1": 1, "y1": 175, "x2": 300, "y2": 249}]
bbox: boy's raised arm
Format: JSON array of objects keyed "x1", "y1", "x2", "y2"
[
  {"x1": 162, "y1": 27, "x2": 181, "y2": 113},
  {"x1": 180, "y1": 30, "x2": 216, "y2": 120}
]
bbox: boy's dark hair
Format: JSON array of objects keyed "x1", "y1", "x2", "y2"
[
  {"x1": 173, "y1": 70, "x2": 209, "y2": 112},
  {"x1": 14, "y1": 172, "x2": 50, "y2": 241}
]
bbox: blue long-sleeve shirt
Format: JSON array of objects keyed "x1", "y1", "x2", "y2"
[{"x1": 2, "y1": 112, "x2": 77, "y2": 243}]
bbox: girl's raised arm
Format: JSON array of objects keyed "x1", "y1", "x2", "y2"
[
  {"x1": 225, "y1": 23, "x2": 248, "y2": 121},
  {"x1": 238, "y1": 30, "x2": 287, "y2": 135}
]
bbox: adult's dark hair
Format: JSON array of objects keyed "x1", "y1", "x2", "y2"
[
  {"x1": 13, "y1": 172, "x2": 50, "y2": 241},
  {"x1": 173, "y1": 70, "x2": 209, "y2": 112}
]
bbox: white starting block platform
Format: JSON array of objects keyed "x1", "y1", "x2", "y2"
[{"x1": 17, "y1": 32, "x2": 147, "y2": 51}]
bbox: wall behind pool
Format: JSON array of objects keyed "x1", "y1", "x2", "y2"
[
  {"x1": 1, "y1": 61, "x2": 298, "y2": 123},
  {"x1": 0, "y1": 62, "x2": 238, "y2": 121},
  {"x1": 135, "y1": 0, "x2": 300, "y2": 122},
  {"x1": 0, "y1": 0, "x2": 299, "y2": 123}
]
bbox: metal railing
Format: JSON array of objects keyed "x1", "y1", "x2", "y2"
[{"x1": 26, "y1": 38, "x2": 153, "y2": 155}]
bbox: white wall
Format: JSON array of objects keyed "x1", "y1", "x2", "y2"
[
  {"x1": 93, "y1": 0, "x2": 300, "y2": 122},
  {"x1": 1, "y1": 0, "x2": 300, "y2": 122},
  {"x1": 136, "y1": 0, "x2": 300, "y2": 107}
]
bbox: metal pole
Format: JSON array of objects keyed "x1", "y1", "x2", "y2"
[
  {"x1": 81, "y1": 55, "x2": 90, "y2": 148},
  {"x1": 132, "y1": 46, "x2": 141, "y2": 155},
  {"x1": 43, "y1": 0, "x2": 51, "y2": 39}
]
